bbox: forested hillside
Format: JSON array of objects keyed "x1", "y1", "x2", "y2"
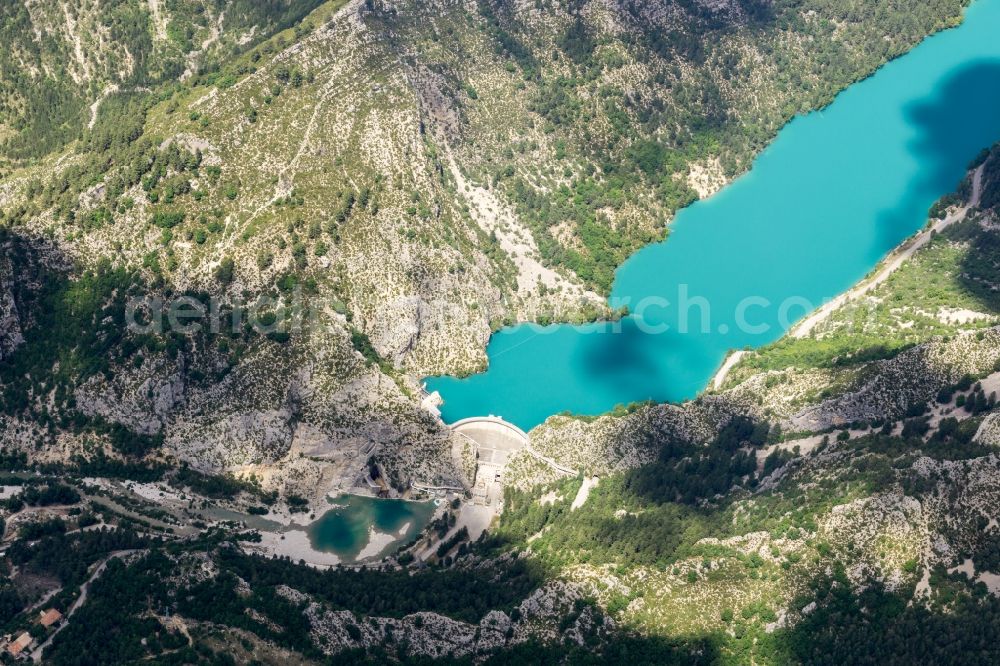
[
  {"x1": 492, "y1": 140, "x2": 1000, "y2": 664},
  {"x1": 0, "y1": 0, "x2": 971, "y2": 497},
  {"x1": 0, "y1": 0, "x2": 326, "y2": 164},
  {"x1": 0, "y1": 1, "x2": 997, "y2": 663}
]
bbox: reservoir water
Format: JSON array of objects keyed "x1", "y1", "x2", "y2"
[
  {"x1": 306, "y1": 494, "x2": 435, "y2": 562},
  {"x1": 427, "y1": 0, "x2": 1000, "y2": 430}
]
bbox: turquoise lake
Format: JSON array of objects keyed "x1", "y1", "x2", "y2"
[
  {"x1": 307, "y1": 494, "x2": 435, "y2": 562},
  {"x1": 427, "y1": 0, "x2": 1000, "y2": 431}
]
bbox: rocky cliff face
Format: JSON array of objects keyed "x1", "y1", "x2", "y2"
[
  {"x1": 280, "y1": 578, "x2": 612, "y2": 659},
  {"x1": 524, "y1": 154, "x2": 1000, "y2": 484},
  {"x1": 0, "y1": 231, "x2": 468, "y2": 499},
  {"x1": 0, "y1": 0, "x2": 974, "y2": 499},
  {"x1": 0, "y1": 258, "x2": 24, "y2": 360}
]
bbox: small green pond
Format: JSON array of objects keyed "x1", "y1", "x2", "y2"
[{"x1": 306, "y1": 494, "x2": 436, "y2": 562}]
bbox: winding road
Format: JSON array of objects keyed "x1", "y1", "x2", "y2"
[
  {"x1": 712, "y1": 165, "x2": 987, "y2": 391},
  {"x1": 30, "y1": 550, "x2": 143, "y2": 663},
  {"x1": 792, "y1": 164, "x2": 985, "y2": 339}
]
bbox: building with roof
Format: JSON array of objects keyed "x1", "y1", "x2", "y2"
[
  {"x1": 39, "y1": 608, "x2": 63, "y2": 628},
  {"x1": 6, "y1": 632, "x2": 33, "y2": 658}
]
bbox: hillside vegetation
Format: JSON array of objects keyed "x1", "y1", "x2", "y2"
[
  {"x1": 0, "y1": 0, "x2": 972, "y2": 492},
  {"x1": 1, "y1": 2, "x2": 998, "y2": 663},
  {"x1": 488, "y1": 141, "x2": 1000, "y2": 663}
]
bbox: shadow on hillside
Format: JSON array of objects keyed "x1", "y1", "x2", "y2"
[
  {"x1": 482, "y1": 633, "x2": 724, "y2": 665},
  {"x1": 957, "y1": 220, "x2": 1000, "y2": 315},
  {"x1": 957, "y1": 149, "x2": 1000, "y2": 314},
  {"x1": 780, "y1": 566, "x2": 1000, "y2": 664},
  {"x1": 0, "y1": 227, "x2": 117, "y2": 414}
]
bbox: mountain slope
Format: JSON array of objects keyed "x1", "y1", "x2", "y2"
[
  {"x1": 0, "y1": 0, "x2": 330, "y2": 164},
  {"x1": 0, "y1": 0, "x2": 976, "y2": 533},
  {"x1": 1, "y1": 1, "x2": 999, "y2": 664},
  {"x1": 484, "y1": 142, "x2": 1000, "y2": 663}
]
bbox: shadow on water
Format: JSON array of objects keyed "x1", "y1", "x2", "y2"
[
  {"x1": 895, "y1": 60, "x2": 1000, "y2": 317},
  {"x1": 577, "y1": 319, "x2": 662, "y2": 389},
  {"x1": 575, "y1": 61, "x2": 1000, "y2": 410},
  {"x1": 427, "y1": 5, "x2": 1000, "y2": 430},
  {"x1": 875, "y1": 60, "x2": 1000, "y2": 250}
]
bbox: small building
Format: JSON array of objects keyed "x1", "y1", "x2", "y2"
[
  {"x1": 7, "y1": 632, "x2": 33, "y2": 658},
  {"x1": 39, "y1": 608, "x2": 63, "y2": 628}
]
